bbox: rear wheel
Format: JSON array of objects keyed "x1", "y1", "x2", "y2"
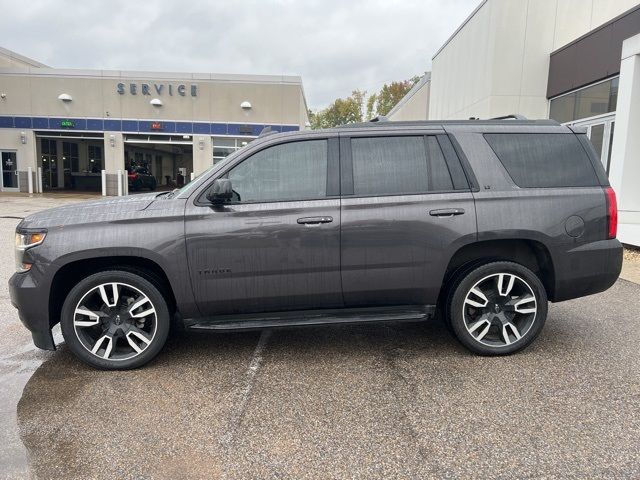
[
  {"x1": 60, "y1": 270, "x2": 170, "y2": 369},
  {"x1": 448, "y1": 261, "x2": 547, "y2": 355}
]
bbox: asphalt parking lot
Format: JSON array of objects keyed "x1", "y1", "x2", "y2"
[{"x1": 1, "y1": 193, "x2": 640, "y2": 479}]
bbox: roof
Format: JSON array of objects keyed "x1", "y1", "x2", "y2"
[
  {"x1": 0, "y1": 66, "x2": 304, "y2": 85},
  {"x1": 0, "y1": 46, "x2": 49, "y2": 68}
]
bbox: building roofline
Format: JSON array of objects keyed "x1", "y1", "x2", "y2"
[
  {"x1": 386, "y1": 72, "x2": 431, "y2": 117},
  {"x1": 432, "y1": 0, "x2": 488, "y2": 60},
  {"x1": 0, "y1": 66, "x2": 304, "y2": 85},
  {"x1": 0, "y1": 46, "x2": 49, "y2": 68}
]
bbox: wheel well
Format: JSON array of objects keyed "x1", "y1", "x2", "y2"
[
  {"x1": 49, "y1": 256, "x2": 177, "y2": 329},
  {"x1": 441, "y1": 239, "x2": 555, "y2": 302}
]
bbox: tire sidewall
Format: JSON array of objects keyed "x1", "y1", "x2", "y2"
[
  {"x1": 448, "y1": 261, "x2": 548, "y2": 355},
  {"x1": 60, "y1": 270, "x2": 170, "y2": 370}
]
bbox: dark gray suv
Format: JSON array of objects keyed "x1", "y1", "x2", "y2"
[{"x1": 9, "y1": 119, "x2": 622, "y2": 369}]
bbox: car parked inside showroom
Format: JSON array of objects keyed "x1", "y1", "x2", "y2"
[{"x1": 128, "y1": 167, "x2": 157, "y2": 191}]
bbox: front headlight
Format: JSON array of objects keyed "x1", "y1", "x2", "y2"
[{"x1": 15, "y1": 231, "x2": 46, "y2": 273}]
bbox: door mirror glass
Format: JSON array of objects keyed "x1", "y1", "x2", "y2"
[{"x1": 206, "y1": 178, "x2": 233, "y2": 204}]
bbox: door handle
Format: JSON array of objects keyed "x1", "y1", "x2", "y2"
[
  {"x1": 429, "y1": 208, "x2": 465, "y2": 217},
  {"x1": 297, "y1": 216, "x2": 333, "y2": 225}
]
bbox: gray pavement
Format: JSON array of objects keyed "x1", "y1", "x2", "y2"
[{"x1": 1, "y1": 193, "x2": 640, "y2": 479}]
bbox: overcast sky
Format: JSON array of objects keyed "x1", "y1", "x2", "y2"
[{"x1": 0, "y1": 0, "x2": 477, "y2": 110}]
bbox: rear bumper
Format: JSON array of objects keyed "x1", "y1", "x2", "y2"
[
  {"x1": 552, "y1": 239, "x2": 623, "y2": 302},
  {"x1": 8, "y1": 266, "x2": 56, "y2": 351}
]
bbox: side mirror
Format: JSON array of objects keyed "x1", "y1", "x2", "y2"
[{"x1": 206, "y1": 178, "x2": 233, "y2": 204}]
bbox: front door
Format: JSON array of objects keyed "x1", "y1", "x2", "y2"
[
  {"x1": 339, "y1": 133, "x2": 477, "y2": 307},
  {"x1": 1, "y1": 151, "x2": 19, "y2": 191},
  {"x1": 184, "y1": 137, "x2": 342, "y2": 316}
]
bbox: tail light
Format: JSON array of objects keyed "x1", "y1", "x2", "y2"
[{"x1": 605, "y1": 186, "x2": 617, "y2": 239}]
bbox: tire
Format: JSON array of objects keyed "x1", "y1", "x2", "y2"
[
  {"x1": 60, "y1": 270, "x2": 170, "y2": 370},
  {"x1": 149, "y1": 179, "x2": 157, "y2": 191},
  {"x1": 447, "y1": 261, "x2": 547, "y2": 356}
]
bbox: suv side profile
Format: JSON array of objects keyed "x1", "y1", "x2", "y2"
[{"x1": 9, "y1": 119, "x2": 622, "y2": 369}]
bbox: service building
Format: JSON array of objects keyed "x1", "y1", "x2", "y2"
[{"x1": 0, "y1": 46, "x2": 309, "y2": 195}]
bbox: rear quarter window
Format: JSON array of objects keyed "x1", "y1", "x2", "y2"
[{"x1": 484, "y1": 133, "x2": 600, "y2": 188}]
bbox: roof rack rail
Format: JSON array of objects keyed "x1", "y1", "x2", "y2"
[{"x1": 490, "y1": 114, "x2": 528, "y2": 120}]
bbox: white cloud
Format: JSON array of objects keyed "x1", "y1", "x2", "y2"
[{"x1": 0, "y1": 0, "x2": 478, "y2": 109}]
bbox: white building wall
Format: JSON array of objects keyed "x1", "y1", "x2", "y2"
[
  {"x1": 387, "y1": 78, "x2": 431, "y2": 121},
  {"x1": 429, "y1": 0, "x2": 640, "y2": 120},
  {"x1": 609, "y1": 33, "x2": 640, "y2": 246}
]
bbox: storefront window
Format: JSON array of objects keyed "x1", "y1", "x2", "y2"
[
  {"x1": 549, "y1": 77, "x2": 619, "y2": 124},
  {"x1": 212, "y1": 137, "x2": 252, "y2": 164},
  {"x1": 63, "y1": 142, "x2": 80, "y2": 173},
  {"x1": 88, "y1": 145, "x2": 103, "y2": 172}
]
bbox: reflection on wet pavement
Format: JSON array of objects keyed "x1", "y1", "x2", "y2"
[{"x1": 17, "y1": 330, "x2": 262, "y2": 478}]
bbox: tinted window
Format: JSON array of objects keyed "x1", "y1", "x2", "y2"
[
  {"x1": 227, "y1": 140, "x2": 327, "y2": 202},
  {"x1": 426, "y1": 136, "x2": 455, "y2": 191},
  {"x1": 351, "y1": 136, "x2": 453, "y2": 196},
  {"x1": 484, "y1": 133, "x2": 599, "y2": 188}
]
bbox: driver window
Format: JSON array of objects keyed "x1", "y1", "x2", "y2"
[{"x1": 226, "y1": 140, "x2": 327, "y2": 203}]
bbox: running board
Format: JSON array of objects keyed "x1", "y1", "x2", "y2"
[{"x1": 186, "y1": 305, "x2": 435, "y2": 332}]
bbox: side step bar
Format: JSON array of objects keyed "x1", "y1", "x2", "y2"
[{"x1": 186, "y1": 305, "x2": 435, "y2": 332}]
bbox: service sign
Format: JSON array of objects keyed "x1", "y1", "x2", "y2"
[{"x1": 117, "y1": 82, "x2": 197, "y2": 97}]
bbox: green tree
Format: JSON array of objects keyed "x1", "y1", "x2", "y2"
[
  {"x1": 309, "y1": 89, "x2": 366, "y2": 129},
  {"x1": 367, "y1": 76, "x2": 421, "y2": 119},
  {"x1": 366, "y1": 93, "x2": 378, "y2": 121},
  {"x1": 308, "y1": 75, "x2": 424, "y2": 128}
]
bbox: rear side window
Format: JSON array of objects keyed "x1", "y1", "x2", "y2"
[
  {"x1": 484, "y1": 133, "x2": 600, "y2": 188},
  {"x1": 351, "y1": 136, "x2": 454, "y2": 196}
]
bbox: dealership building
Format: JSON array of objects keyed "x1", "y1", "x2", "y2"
[
  {"x1": 389, "y1": 0, "x2": 640, "y2": 246},
  {"x1": 0, "y1": 46, "x2": 309, "y2": 195}
]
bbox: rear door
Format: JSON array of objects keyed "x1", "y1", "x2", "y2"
[
  {"x1": 184, "y1": 136, "x2": 343, "y2": 315},
  {"x1": 339, "y1": 131, "x2": 477, "y2": 306}
]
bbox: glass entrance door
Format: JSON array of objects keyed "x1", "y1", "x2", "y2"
[
  {"x1": 40, "y1": 138, "x2": 58, "y2": 189},
  {"x1": 567, "y1": 114, "x2": 615, "y2": 174},
  {"x1": 1, "y1": 151, "x2": 19, "y2": 191}
]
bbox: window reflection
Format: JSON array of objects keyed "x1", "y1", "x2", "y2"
[{"x1": 549, "y1": 77, "x2": 619, "y2": 124}]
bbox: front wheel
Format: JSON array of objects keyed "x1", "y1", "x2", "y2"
[
  {"x1": 448, "y1": 261, "x2": 548, "y2": 355},
  {"x1": 60, "y1": 270, "x2": 170, "y2": 369}
]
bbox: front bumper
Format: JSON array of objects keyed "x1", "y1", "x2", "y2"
[
  {"x1": 9, "y1": 265, "x2": 56, "y2": 351},
  {"x1": 552, "y1": 239, "x2": 623, "y2": 302}
]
